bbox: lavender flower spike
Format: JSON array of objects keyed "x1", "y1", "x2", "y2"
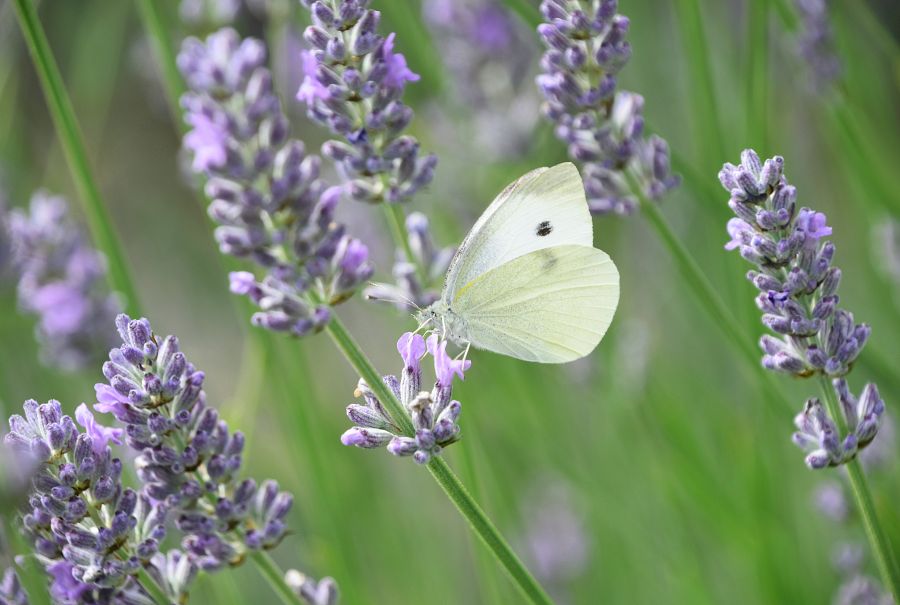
[
  {"x1": 341, "y1": 332, "x2": 469, "y2": 464},
  {"x1": 179, "y1": 28, "x2": 373, "y2": 337},
  {"x1": 720, "y1": 149, "x2": 886, "y2": 468},
  {"x1": 96, "y1": 314, "x2": 295, "y2": 569},
  {"x1": 794, "y1": 0, "x2": 842, "y2": 92},
  {"x1": 4, "y1": 399, "x2": 168, "y2": 603},
  {"x1": 6, "y1": 191, "x2": 120, "y2": 370},
  {"x1": 536, "y1": 0, "x2": 678, "y2": 215},
  {"x1": 298, "y1": 0, "x2": 437, "y2": 204}
]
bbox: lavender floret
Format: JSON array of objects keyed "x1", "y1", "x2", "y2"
[
  {"x1": 340, "y1": 332, "x2": 469, "y2": 464},
  {"x1": 178, "y1": 28, "x2": 373, "y2": 337},
  {"x1": 6, "y1": 192, "x2": 120, "y2": 371},
  {"x1": 536, "y1": 0, "x2": 678, "y2": 215},
  {"x1": 285, "y1": 569, "x2": 339, "y2": 605},
  {"x1": 720, "y1": 150, "x2": 886, "y2": 468},
  {"x1": 297, "y1": 0, "x2": 437, "y2": 204},
  {"x1": 0, "y1": 568, "x2": 27, "y2": 605}
]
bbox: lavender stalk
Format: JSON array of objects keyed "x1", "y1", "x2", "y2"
[
  {"x1": 536, "y1": 0, "x2": 679, "y2": 215},
  {"x1": 179, "y1": 28, "x2": 374, "y2": 337},
  {"x1": 719, "y1": 149, "x2": 900, "y2": 598}
]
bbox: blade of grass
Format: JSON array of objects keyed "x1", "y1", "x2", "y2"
[
  {"x1": 10, "y1": 0, "x2": 141, "y2": 315},
  {"x1": 746, "y1": 0, "x2": 770, "y2": 151},
  {"x1": 135, "y1": 0, "x2": 186, "y2": 122},
  {"x1": 673, "y1": 0, "x2": 726, "y2": 168}
]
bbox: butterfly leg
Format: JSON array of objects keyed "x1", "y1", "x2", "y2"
[{"x1": 456, "y1": 342, "x2": 471, "y2": 367}]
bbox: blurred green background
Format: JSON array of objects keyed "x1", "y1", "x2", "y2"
[{"x1": 1, "y1": 0, "x2": 899, "y2": 603}]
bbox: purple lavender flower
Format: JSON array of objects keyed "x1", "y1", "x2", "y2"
[
  {"x1": 179, "y1": 0, "x2": 241, "y2": 28},
  {"x1": 720, "y1": 150, "x2": 886, "y2": 468},
  {"x1": 341, "y1": 332, "x2": 469, "y2": 464},
  {"x1": 178, "y1": 28, "x2": 373, "y2": 336},
  {"x1": 363, "y1": 212, "x2": 455, "y2": 311},
  {"x1": 4, "y1": 399, "x2": 169, "y2": 602},
  {"x1": 794, "y1": 0, "x2": 842, "y2": 92},
  {"x1": 297, "y1": 0, "x2": 437, "y2": 204},
  {"x1": 0, "y1": 568, "x2": 27, "y2": 605},
  {"x1": 285, "y1": 569, "x2": 339, "y2": 605},
  {"x1": 834, "y1": 575, "x2": 892, "y2": 605},
  {"x1": 518, "y1": 478, "x2": 591, "y2": 603},
  {"x1": 95, "y1": 314, "x2": 294, "y2": 569},
  {"x1": 423, "y1": 0, "x2": 541, "y2": 159},
  {"x1": 536, "y1": 0, "x2": 678, "y2": 215},
  {"x1": 6, "y1": 192, "x2": 120, "y2": 371}
]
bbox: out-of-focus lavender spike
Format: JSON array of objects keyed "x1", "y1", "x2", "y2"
[
  {"x1": 178, "y1": 28, "x2": 373, "y2": 337},
  {"x1": 179, "y1": 0, "x2": 241, "y2": 28},
  {"x1": 340, "y1": 332, "x2": 469, "y2": 464},
  {"x1": 285, "y1": 569, "x2": 340, "y2": 605},
  {"x1": 422, "y1": 0, "x2": 541, "y2": 159},
  {"x1": 364, "y1": 212, "x2": 455, "y2": 311},
  {"x1": 794, "y1": 0, "x2": 842, "y2": 92},
  {"x1": 297, "y1": 0, "x2": 437, "y2": 204},
  {"x1": 5, "y1": 192, "x2": 121, "y2": 371},
  {"x1": 833, "y1": 575, "x2": 892, "y2": 605},
  {"x1": 95, "y1": 314, "x2": 294, "y2": 569},
  {"x1": 0, "y1": 568, "x2": 27, "y2": 605},
  {"x1": 535, "y1": 0, "x2": 679, "y2": 215},
  {"x1": 720, "y1": 150, "x2": 886, "y2": 469},
  {"x1": 518, "y1": 478, "x2": 591, "y2": 602}
]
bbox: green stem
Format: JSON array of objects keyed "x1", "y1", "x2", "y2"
[
  {"x1": 321, "y1": 311, "x2": 553, "y2": 605},
  {"x1": 136, "y1": 567, "x2": 172, "y2": 605},
  {"x1": 249, "y1": 551, "x2": 306, "y2": 605},
  {"x1": 627, "y1": 174, "x2": 793, "y2": 416},
  {"x1": 382, "y1": 203, "x2": 423, "y2": 280},
  {"x1": 322, "y1": 308, "x2": 414, "y2": 435},
  {"x1": 636, "y1": 195, "x2": 760, "y2": 370},
  {"x1": 746, "y1": 0, "x2": 770, "y2": 151},
  {"x1": 427, "y1": 457, "x2": 554, "y2": 605},
  {"x1": 817, "y1": 375, "x2": 900, "y2": 600},
  {"x1": 10, "y1": 0, "x2": 141, "y2": 316},
  {"x1": 135, "y1": 0, "x2": 186, "y2": 124}
]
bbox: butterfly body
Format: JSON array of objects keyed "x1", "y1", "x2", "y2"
[{"x1": 423, "y1": 163, "x2": 620, "y2": 364}]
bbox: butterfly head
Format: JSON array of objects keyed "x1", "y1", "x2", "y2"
[{"x1": 416, "y1": 300, "x2": 470, "y2": 348}]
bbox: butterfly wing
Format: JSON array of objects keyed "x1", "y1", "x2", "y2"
[
  {"x1": 451, "y1": 245, "x2": 620, "y2": 363},
  {"x1": 441, "y1": 162, "x2": 592, "y2": 304}
]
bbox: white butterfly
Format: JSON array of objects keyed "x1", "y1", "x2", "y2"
[{"x1": 421, "y1": 162, "x2": 620, "y2": 363}]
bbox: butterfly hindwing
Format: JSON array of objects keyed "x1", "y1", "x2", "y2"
[{"x1": 450, "y1": 245, "x2": 620, "y2": 363}]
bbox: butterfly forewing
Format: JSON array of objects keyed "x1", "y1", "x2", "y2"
[{"x1": 442, "y1": 162, "x2": 593, "y2": 303}]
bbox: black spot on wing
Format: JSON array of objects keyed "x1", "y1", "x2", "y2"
[{"x1": 536, "y1": 220, "x2": 552, "y2": 237}]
